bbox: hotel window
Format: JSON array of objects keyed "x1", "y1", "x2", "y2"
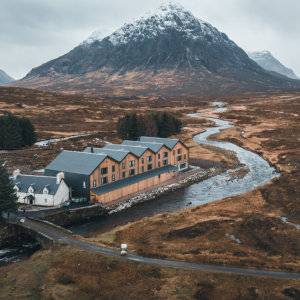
[
  {"x1": 163, "y1": 160, "x2": 168, "y2": 166},
  {"x1": 112, "y1": 165, "x2": 115, "y2": 173},
  {"x1": 101, "y1": 177, "x2": 108, "y2": 185},
  {"x1": 158, "y1": 162, "x2": 161, "y2": 167},
  {"x1": 122, "y1": 162, "x2": 126, "y2": 169},
  {"x1": 129, "y1": 160, "x2": 135, "y2": 167},
  {"x1": 184, "y1": 154, "x2": 187, "y2": 160},
  {"x1": 177, "y1": 156, "x2": 182, "y2": 162},
  {"x1": 177, "y1": 148, "x2": 182, "y2": 154},
  {"x1": 129, "y1": 169, "x2": 135, "y2": 176},
  {"x1": 147, "y1": 164, "x2": 153, "y2": 171},
  {"x1": 147, "y1": 156, "x2": 152, "y2": 162},
  {"x1": 173, "y1": 150, "x2": 175, "y2": 155},
  {"x1": 141, "y1": 166, "x2": 145, "y2": 173},
  {"x1": 158, "y1": 154, "x2": 161, "y2": 160},
  {"x1": 141, "y1": 158, "x2": 144, "y2": 164},
  {"x1": 122, "y1": 171, "x2": 126, "y2": 178},
  {"x1": 163, "y1": 152, "x2": 168, "y2": 158},
  {"x1": 112, "y1": 175, "x2": 116, "y2": 182},
  {"x1": 101, "y1": 167, "x2": 108, "y2": 175},
  {"x1": 93, "y1": 180, "x2": 97, "y2": 188}
]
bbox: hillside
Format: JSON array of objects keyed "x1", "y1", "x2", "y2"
[
  {"x1": 13, "y1": 3, "x2": 300, "y2": 96},
  {"x1": 0, "y1": 69, "x2": 14, "y2": 84},
  {"x1": 248, "y1": 51, "x2": 298, "y2": 80}
]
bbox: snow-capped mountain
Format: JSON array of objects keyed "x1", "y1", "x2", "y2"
[
  {"x1": 16, "y1": 2, "x2": 300, "y2": 96},
  {"x1": 0, "y1": 69, "x2": 14, "y2": 84},
  {"x1": 248, "y1": 51, "x2": 298, "y2": 80}
]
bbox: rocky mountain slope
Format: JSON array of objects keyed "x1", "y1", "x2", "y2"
[
  {"x1": 0, "y1": 69, "x2": 14, "y2": 84},
  {"x1": 14, "y1": 3, "x2": 300, "y2": 96},
  {"x1": 248, "y1": 51, "x2": 298, "y2": 80}
]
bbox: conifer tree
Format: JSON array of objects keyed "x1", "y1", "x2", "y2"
[{"x1": 0, "y1": 162, "x2": 18, "y2": 217}]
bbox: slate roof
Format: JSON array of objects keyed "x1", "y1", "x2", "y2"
[
  {"x1": 45, "y1": 151, "x2": 107, "y2": 175},
  {"x1": 84, "y1": 147, "x2": 129, "y2": 162},
  {"x1": 122, "y1": 140, "x2": 165, "y2": 153},
  {"x1": 91, "y1": 165, "x2": 177, "y2": 196},
  {"x1": 12, "y1": 175, "x2": 60, "y2": 195},
  {"x1": 103, "y1": 144, "x2": 148, "y2": 157},
  {"x1": 140, "y1": 136, "x2": 179, "y2": 149}
]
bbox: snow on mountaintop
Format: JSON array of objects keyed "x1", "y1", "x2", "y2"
[{"x1": 84, "y1": 2, "x2": 232, "y2": 46}]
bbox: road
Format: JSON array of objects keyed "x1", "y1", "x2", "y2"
[{"x1": 14, "y1": 217, "x2": 300, "y2": 281}]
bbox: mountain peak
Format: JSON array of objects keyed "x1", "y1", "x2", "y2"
[{"x1": 248, "y1": 51, "x2": 298, "y2": 80}]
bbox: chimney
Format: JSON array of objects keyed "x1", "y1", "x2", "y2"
[
  {"x1": 13, "y1": 169, "x2": 21, "y2": 180},
  {"x1": 91, "y1": 146, "x2": 94, "y2": 153},
  {"x1": 56, "y1": 172, "x2": 65, "y2": 184}
]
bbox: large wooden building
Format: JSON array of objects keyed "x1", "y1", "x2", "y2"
[{"x1": 45, "y1": 136, "x2": 189, "y2": 204}]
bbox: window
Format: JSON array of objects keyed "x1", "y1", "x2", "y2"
[
  {"x1": 141, "y1": 166, "x2": 145, "y2": 173},
  {"x1": 173, "y1": 150, "x2": 175, "y2": 155},
  {"x1": 101, "y1": 167, "x2": 108, "y2": 175},
  {"x1": 158, "y1": 154, "x2": 161, "y2": 160},
  {"x1": 177, "y1": 156, "x2": 182, "y2": 162},
  {"x1": 43, "y1": 188, "x2": 48, "y2": 194},
  {"x1": 147, "y1": 164, "x2": 153, "y2": 171},
  {"x1": 129, "y1": 160, "x2": 135, "y2": 167},
  {"x1": 184, "y1": 154, "x2": 187, "y2": 160},
  {"x1": 129, "y1": 169, "x2": 135, "y2": 176},
  {"x1": 163, "y1": 152, "x2": 168, "y2": 158},
  {"x1": 93, "y1": 180, "x2": 97, "y2": 188},
  {"x1": 177, "y1": 148, "x2": 182, "y2": 154},
  {"x1": 112, "y1": 165, "x2": 115, "y2": 173},
  {"x1": 112, "y1": 175, "x2": 116, "y2": 182},
  {"x1": 122, "y1": 171, "x2": 126, "y2": 178},
  {"x1": 163, "y1": 159, "x2": 168, "y2": 166},
  {"x1": 44, "y1": 199, "x2": 47, "y2": 203},
  {"x1": 101, "y1": 177, "x2": 108, "y2": 185},
  {"x1": 141, "y1": 158, "x2": 144, "y2": 164},
  {"x1": 158, "y1": 162, "x2": 161, "y2": 167},
  {"x1": 122, "y1": 162, "x2": 126, "y2": 169},
  {"x1": 147, "y1": 156, "x2": 152, "y2": 162},
  {"x1": 83, "y1": 181, "x2": 86, "y2": 189}
]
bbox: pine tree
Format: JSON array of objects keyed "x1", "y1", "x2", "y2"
[
  {"x1": 19, "y1": 117, "x2": 37, "y2": 146},
  {"x1": 0, "y1": 162, "x2": 18, "y2": 216}
]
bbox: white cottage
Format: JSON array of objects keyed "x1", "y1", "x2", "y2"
[{"x1": 12, "y1": 170, "x2": 70, "y2": 207}]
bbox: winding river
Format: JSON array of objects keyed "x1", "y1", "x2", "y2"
[{"x1": 71, "y1": 104, "x2": 279, "y2": 236}]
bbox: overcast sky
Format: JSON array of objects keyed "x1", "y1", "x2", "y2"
[{"x1": 1, "y1": 0, "x2": 299, "y2": 79}]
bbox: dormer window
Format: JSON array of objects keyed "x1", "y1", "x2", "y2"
[
  {"x1": 14, "y1": 185, "x2": 19, "y2": 192},
  {"x1": 28, "y1": 186, "x2": 34, "y2": 194},
  {"x1": 43, "y1": 187, "x2": 49, "y2": 194}
]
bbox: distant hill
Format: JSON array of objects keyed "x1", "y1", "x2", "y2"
[
  {"x1": 13, "y1": 2, "x2": 300, "y2": 96},
  {"x1": 248, "y1": 51, "x2": 298, "y2": 80},
  {"x1": 0, "y1": 69, "x2": 14, "y2": 84}
]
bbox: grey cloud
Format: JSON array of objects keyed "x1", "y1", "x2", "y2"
[{"x1": 0, "y1": 0, "x2": 299, "y2": 79}]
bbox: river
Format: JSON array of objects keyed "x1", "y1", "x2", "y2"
[{"x1": 71, "y1": 103, "x2": 279, "y2": 236}]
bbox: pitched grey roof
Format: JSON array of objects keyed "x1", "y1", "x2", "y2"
[
  {"x1": 84, "y1": 147, "x2": 129, "y2": 162},
  {"x1": 12, "y1": 175, "x2": 60, "y2": 195},
  {"x1": 92, "y1": 165, "x2": 177, "y2": 196},
  {"x1": 140, "y1": 136, "x2": 179, "y2": 149},
  {"x1": 122, "y1": 140, "x2": 165, "y2": 153},
  {"x1": 103, "y1": 144, "x2": 148, "y2": 157},
  {"x1": 45, "y1": 151, "x2": 107, "y2": 175}
]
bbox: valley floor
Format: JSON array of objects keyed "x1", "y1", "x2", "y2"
[{"x1": 0, "y1": 88, "x2": 299, "y2": 298}]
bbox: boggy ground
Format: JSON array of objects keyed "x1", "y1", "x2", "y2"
[
  {"x1": 0, "y1": 246, "x2": 299, "y2": 300},
  {"x1": 88, "y1": 93, "x2": 300, "y2": 273},
  {"x1": 0, "y1": 86, "x2": 237, "y2": 173}
]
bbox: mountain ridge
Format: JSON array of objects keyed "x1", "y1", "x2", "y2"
[
  {"x1": 248, "y1": 51, "x2": 298, "y2": 80},
  {"x1": 13, "y1": 2, "x2": 300, "y2": 96},
  {"x1": 0, "y1": 69, "x2": 14, "y2": 84}
]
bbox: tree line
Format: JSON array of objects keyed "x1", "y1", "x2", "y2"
[
  {"x1": 0, "y1": 113, "x2": 37, "y2": 150},
  {"x1": 117, "y1": 111, "x2": 182, "y2": 140}
]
